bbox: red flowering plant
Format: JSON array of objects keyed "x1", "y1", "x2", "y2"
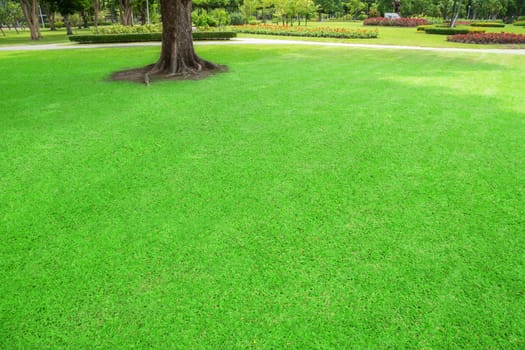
[
  {"x1": 447, "y1": 32, "x2": 525, "y2": 44},
  {"x1": 363, "y1": 17, "x2": 429, "y2": 27}
]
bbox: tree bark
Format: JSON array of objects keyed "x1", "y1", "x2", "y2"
[
  {"x1": 450, "y1": 0, "x2": 463, "y2": 27},
  {"x1": 119, "y1": 0, "x2": 133, "y2": 25},
  {"x1": 19, "y1": 0, "x2": 41, "y2": 40},
  {"x1": 82, "y1": 11, "x2": 89, "y2": 28},
  {"x1": 93, "y1": 0, "x2": 99, "y2": 31},
  {"x1": 150, "y1": 0, "x2": 218, "y2": 76},
  {"x1": 64, "y1": 14, "x2": 73, "y2": 35},
  {"x1": 49, "y1": 11, "x2": 56, "y2": 31}
]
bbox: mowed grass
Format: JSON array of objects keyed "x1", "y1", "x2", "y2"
[
  {"x1": 0, "y1": 27, "x2": 93, "y2": 45},
  {"x1": 1, "y1": 45, "x2": 524, "y2": 348}
]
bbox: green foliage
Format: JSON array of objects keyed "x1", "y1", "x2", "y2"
[
  {"x1": 192, "y1": 9, "x2": 231, "y2": 28},
  {"x1": 0, "y1": 1, "x2": 23, "y2": 29},
  {"x1": 192, "y1": 9, "x2": 217, "y2": 27},
  {"x1": 68, "y1": 31, "x2": 237, "y2": 43},
  {"x1": 357, "y1": 12, "x2": 368, "y2": 20},
  {"x1": 210, "y1": 8, "x2": 231, "y2": 27},
  {"x1": 513, "y1": 21, "x2": 525, "y2": 26},
  {"x1": 229, "y1": 12, "x2": 244, "y2": 25}
]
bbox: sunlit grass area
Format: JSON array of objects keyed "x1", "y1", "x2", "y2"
[{"x1": 1, "y1": 45, "x2": 524, "y2": 348}]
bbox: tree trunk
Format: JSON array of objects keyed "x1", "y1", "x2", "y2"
[
  {"x1": 119, "y1": 0, "x2": 133, "y2": 25},
  {"x1": 111, "y1": 0, "x2": 223, "y2": 84},
  {"x1": 151, "y1": 0, "x2": 218, "y2": 76},
  {"x1": 94, "y1": 0, "x2": 99, "y2": 32},
  {"x1": 82, "y1": 11, "x2": 89, "y2": 28},
  {"x1": 19, "y1": 0, "x2": 41, "y2": 40},
  {"x1": 64, "y1": 14, "x2": 73, "y2": 35},
  {"x1": 49, "y1": 11, "x2": 56, "y2": 31},
  {"x1": 450, "y1": 0, "x2": 463, "y2": 27}
]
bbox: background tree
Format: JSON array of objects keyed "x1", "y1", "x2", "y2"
[
  {"x1": 93, "y1": 0, "x2": 99, "y2": 29},
  {"x1": 57, "y1": 0, "x2": 85, "y2": 34},
  {"x1": 0, "y1": 1, "x2": 24, "y2": 34},
  {"x1": 41, "y1": 0, "x2": 59, "y2": 30},
  {"x1": 119, "y1": 0, "x2": 132, "y2": 24},
  {"x1": 19, "y1": 0, "x2": 41, "y2": 39},
  {"x1": 240, "y1": 0, "x2": 258, "y2": 22},
  {"x1": 296, "y1": 0, "x2": 315, "y2": 23}
]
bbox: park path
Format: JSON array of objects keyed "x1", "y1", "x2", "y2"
[{"x1": 1, "y1": 37, "x2": 525, "y2": 55}]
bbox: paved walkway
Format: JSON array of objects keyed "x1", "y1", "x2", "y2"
[{"x1": 1, "y1": 37, "x2": 525, "y2": 55}]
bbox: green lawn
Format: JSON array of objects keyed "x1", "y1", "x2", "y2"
[
  {"x1": 0, "y1": 27, "x2": 93, "y2": 45},
  {"x1": 1, "y1": 45, "x2": 524, "y2": 348}
]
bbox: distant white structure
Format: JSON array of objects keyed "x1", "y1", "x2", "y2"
[{"x1": 384, "y1": 13, "x2": 401, "y2": 19}]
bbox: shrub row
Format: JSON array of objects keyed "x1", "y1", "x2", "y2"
[
  {"x1": 96, "y1": 24, "x2": 162, "y2": 34},
  {"x1": 363, "y1": 17, "x2": 428, "y2": 27},
  {"x1": 514, "y1": 21, "x2": 525, "y2": 26},
  {"x1": 69, "y1": 32, "x2": 236, "y2": 43},
  {"x1": 448, "y1": 32, "x2": 525, "y2": 44},
  {"x1": 232, "y1": 24, "x2": 378, "y2": 39},
  {"x1": 422, "y1": 26, "x2": 485, "y2": 35},
  {"x1": 470, "y1": 22, "x2": 505, "y2": 27}
]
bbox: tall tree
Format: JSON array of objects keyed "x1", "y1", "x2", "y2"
[
  {"x1": 112, "y1": 0, "x2": 223, "y2": 84},
  {"x1": 19, "y1": 0, "x2": 41, "y2": 39},
  {"x1": 93, "y1": 0, "x2": 99, "y2": 30},
  {"x1": 41, "y1": 0, "x2": 60, "y2": 30},
  {"x1": 119, "y1": 0, "x2": 132, "y2": 24},
  {"x1": 152, "y1": 0, "x2": 219, "y2": 76},
  {"x1": 450, "y1": 0, "x2": 463, "y2": 26},
  {"x1": 0, "y1": 1, "x2": 24, "y2": 34},
  {"x1": 57, "y1": 0, "x2": 82, "y2": 34}
]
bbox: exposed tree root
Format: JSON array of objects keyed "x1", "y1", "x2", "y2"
[{"x1": 110, "y1": 62, "x2": 226, "y2": 85}]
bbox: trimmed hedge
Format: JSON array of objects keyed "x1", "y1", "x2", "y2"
[
  {"x1": 513, "y1": 21, "x2": 525, "y2": 26},
  {"x1": 423, "y1": 26, "x2": 485, "y2": 35},
  {"x1": 470, "y1": 22, "x2": 505, "y2": 27},
  {"x1": 448, "y1": 32, "x2": 525, "y2": 44},
  {"x1": 69, "y1": 32, "x2": 236, "y2": 43}
]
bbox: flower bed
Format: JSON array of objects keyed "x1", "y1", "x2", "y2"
[
  {"x1": 232, "y1": 24, "x2": 378, "y2": 39},
  {"x1": 470, "y1": 22, "x2": 505, "y2": 28},
  {"x1": 363, "y1": 17, "x2": 428, "y2": 27},
  {"x1": 447, "y1": 32, "x2": 525, "y2": 44}
]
